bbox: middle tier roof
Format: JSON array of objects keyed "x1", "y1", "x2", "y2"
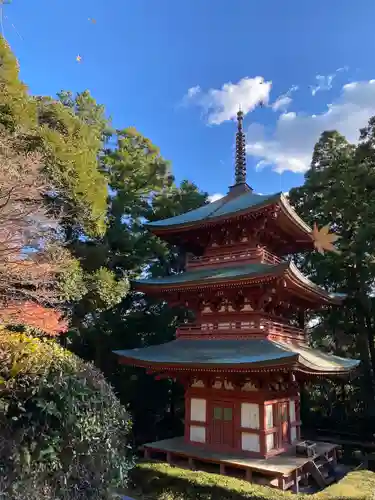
[{"x1": 134, "y1": 261, "x2": 345, "y2": 306}]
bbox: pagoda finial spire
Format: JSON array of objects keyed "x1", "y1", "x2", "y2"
[
  {"x1": 228, "y1": 107, "x2": 252, "y2": 196},
  {"x1": 235, "y1": 107, "x2": 246, "y2": 185}
]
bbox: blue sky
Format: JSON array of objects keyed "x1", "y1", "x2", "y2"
[{"x1": 5, "y1": 0, "x2": 375, "y2": 200}]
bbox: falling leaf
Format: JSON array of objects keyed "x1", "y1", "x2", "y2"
[
  {"x1": 76, "y1": 55, "x2": 82, "y2": 63},
  {"x1": 88, "y1": 17, "x2": 96, "y2": 24},
  {"x1": 311, "y1": 222, "x2": 341, "y2": 255}
]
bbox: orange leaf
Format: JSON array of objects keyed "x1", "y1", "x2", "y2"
[{"x1": 311, "y1": 222, "x2": 341, "y2": 255}]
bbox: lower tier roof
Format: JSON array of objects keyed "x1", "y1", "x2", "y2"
[
  {"x1": 133, "y1": 261, "x2": 346, "y2": 305},
  {"x1": 114, "y1": 339, "x2": 360, "y2": 376}
]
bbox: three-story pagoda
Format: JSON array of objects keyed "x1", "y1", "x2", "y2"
[{"x1": 115, "y1": 111, "x2": 359, "y2": 488}]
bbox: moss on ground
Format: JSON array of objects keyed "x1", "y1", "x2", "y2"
[{"x1": 128, "y1": 461, "x2": 375, "y2": 500}]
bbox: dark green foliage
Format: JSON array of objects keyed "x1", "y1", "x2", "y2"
[
  {"x1": 0, "y1": 332, "x2": 132, "y2": 499},
  {"x1": 289, "y1": 124, "x2": 375, "y2": 428},
  {"x1": 54, "y1": 97, "x2": 208, "y2": 445},
  {"x1": 36, "y1": 94, "x2": 109, "y2": 238}
]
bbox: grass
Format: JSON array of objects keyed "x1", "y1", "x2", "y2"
[{"x1": 128, "y1": 461, "x2": 375, "y2": 500}]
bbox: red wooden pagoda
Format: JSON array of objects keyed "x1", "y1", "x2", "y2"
[{"x1": 115, "y1": 110, "x2": 359, "y2": 490}]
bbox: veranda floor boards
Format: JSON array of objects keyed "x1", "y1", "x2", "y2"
[{"x1": 141, "y1": 436, "x2": 337, "y2": 477}]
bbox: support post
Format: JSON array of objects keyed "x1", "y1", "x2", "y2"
[
  {"x1": 332, "y1": 447, "x2": 338, "y2": 466},
  {"x1": 245, "y1": 468, "x2": 253, "y2": 482},
  {"x1": 278, "y1": 475, "x2": 285, "y2": 490},
  {"x1": 294, "y1": 469, "x2": 299, "y2": 493}
]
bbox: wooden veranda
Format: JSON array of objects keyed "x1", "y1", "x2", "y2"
[{"x1": 141, "y1": 437, "x2": 339, "y2": 491}]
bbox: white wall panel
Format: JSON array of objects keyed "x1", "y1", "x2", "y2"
[
  {"x1": 289, "y1": 399, "x2": 296, "y2": 422},
  {"x1": 190, "y1": 425, "x2": 206, "y2": 443},
  {"x1": 241, "y1": 403, "x2": 260, "y2": 429},
  {"x1": 265, "y1": 404, "x2": 274, "y2": 429},
  {"x1": 190, "y1": 398, "x2": 206, "y2": 422},
  {"x1": 290, "y1": 426, "x2": 297, "y2": 443},
  {"x1": 241, "y1": 432, "x2": 260, "y2": 452},
  {"x1": 266, "y1": 433, "x2": 274, "y2": 452}
]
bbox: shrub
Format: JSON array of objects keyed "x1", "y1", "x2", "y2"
[{"x1": 0, "y1": 331, "x2": 133, "y2": 499}]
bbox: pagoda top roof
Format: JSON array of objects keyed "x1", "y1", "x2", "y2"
[
  {"x1": 134, "y1": 261, "x2": 346, "y2": 305},
  {"x1": 146, "y1": 191, "x2": 311, "y2": 236},
  {"x1": 114, "y1": 338, "x2": 360, "y2": 376}
]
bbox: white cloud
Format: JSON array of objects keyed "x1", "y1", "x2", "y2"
[
  {"x1": 187, "y1": 85, "x2": 201, "y2": 98},
  {"x1": 272, "y1": 95, "x2": 292, "y2": 112},
  {"x1": 208, "y1": 193, "x2": 224, "y2": 203},
  {"x1": 246, "y1": 79, "x2": 375, "y2": 174},
  {"x1": 336, "y1": 66, "x2": 349, "y2": 73},
  {"x1": 271, "y1": 85, "x2": 298, "y2": 112},
  {"x1": 183, "y1": 76, "x2": 272, "y2": 125},
  {"x1": 310, "y1": 68, "x2": 349, "y2": 96},
  {"x1": 180, "y1": 85, "x2": 201, "y2": 107},
  {"x1": 311, "y1": 74, "x2": 335, "y2": 96}
]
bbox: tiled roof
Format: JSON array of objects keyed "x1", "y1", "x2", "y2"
[
  {"x1": 134, "y1": 262, "x2": 283, "y2": 286},
  {"x1": 147, "y1": 191, "x2": 281, "y2": 229},
  {"x1": 133, "y1": 261, "x2": 346, "y2": 304},
  {"x1": 114, "y1": 339, "x2": 360, "y2": 374}
]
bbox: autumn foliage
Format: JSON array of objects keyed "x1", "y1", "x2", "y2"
[
  {"x1": 0, "y1": 132, "x2": 68, "y2": 335},
  {"x1": 0, "y1": 302, "x2": 67, "y2": 335}
]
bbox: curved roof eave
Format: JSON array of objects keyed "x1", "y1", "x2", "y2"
[
  {"x1": 286, "y1": 261, "x2": 347, "y2": 304},
  {"x1": 113, "y1": 338, "x2": 360, "y2": 375},
  {"x1": 132, "y1": 261, "x2": 345, "y2": 305},
  {"x1": 278, "y1": 341, "x2": 361, "y2": 375},
  {"x1": 146, "y1": 192, "x2": 314, "y2": 245},
  {"x1": 132, "y1": 262, "x2": 289, "y2": 291},
  {"x1": 278, "y1": 193, "x2": 313, "y2": 238}
]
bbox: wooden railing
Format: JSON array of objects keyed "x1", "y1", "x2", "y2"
[
  {"x1": 176, "y1": 317, "x2": 305, "y2": 341},
  {"x1": 186, "y1": 247, "x2": 281, "y2": 270}
]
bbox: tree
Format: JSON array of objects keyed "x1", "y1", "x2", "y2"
[
  {"x1": 0, "y1": 37, "x2": 110, "y2": 240},
  {"x1": 35, "y1": 94, "x2": 109, "y2": 238},
  {"x1": 0, "y1": 36, "x2": 209, "y2": 443},
  {"x1": 289, "y1": 124, "x2": 375, "y2": 431},
  {"x1": 0, "y1": 38, "x2": 116, "y2": 331},
  {"x1": 66, "y1": 125, "x2": 208, "y2": 442},
  {"x1": 0, "y1": 130, "x2": 72, "y2": 335},
  {"x1": 0, "y1": 37, "x2": 36, "y2": 132}
]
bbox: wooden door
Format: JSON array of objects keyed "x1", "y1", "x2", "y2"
[
  {"x1": 211, "y1": 402, "x2": 235, "y2": 449},
  {"x1": 278, "y1": 401, "x2": 289, "y2": 446}
]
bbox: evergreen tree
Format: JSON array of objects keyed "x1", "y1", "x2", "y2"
[{"x1": 289, "y1": 124, "x2": 375, "y2": 432}]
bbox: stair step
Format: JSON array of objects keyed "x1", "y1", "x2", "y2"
[
  {"x1": 314, "y1": 456, "x2": 334, "y2": 468},
  {"x1": 315, "y1": 459, "x2": 327, "y2": 469},
  {"x1": 305, "y1": 461, "x2": 327, "y2": 488}
]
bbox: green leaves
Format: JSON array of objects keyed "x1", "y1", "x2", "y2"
[
  {"x1": 0, "y1": 37, "x2": 37, "y2": 132},
  {"x1": 36, "y1": 95, "x2": 109, "y2": 237},
  {"x1": 86, "y1": 267, "x2": 130, "y2": 310},
  {"x1": 0, "y1": 331, "x2": 132, "y2": 497},
  {"x1": 290, "y1": 120, "x2": 375, "y2": 422}
]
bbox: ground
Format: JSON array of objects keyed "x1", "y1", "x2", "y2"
[{"x1": 127, "y1": 461, "x2": 375, "y2": 500}]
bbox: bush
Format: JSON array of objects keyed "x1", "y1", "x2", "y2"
[
  {"x1": 0, "y1": 332, "x2": 133, "y2": 499},
  {"x1": 129, "y1": 461, "x2": 375, "y2": 500}
]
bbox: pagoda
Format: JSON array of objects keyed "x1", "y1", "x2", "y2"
[{"x1": 114, "y1": 110, "x2": 359, "y2": 490}]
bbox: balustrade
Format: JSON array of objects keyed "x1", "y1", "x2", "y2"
[
  {"x1": 186, "y1": 247, "x2": 281, "y2": 270},
  {"x1": 176, "y1": 317, "x2": 305, "y2": 342}
]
